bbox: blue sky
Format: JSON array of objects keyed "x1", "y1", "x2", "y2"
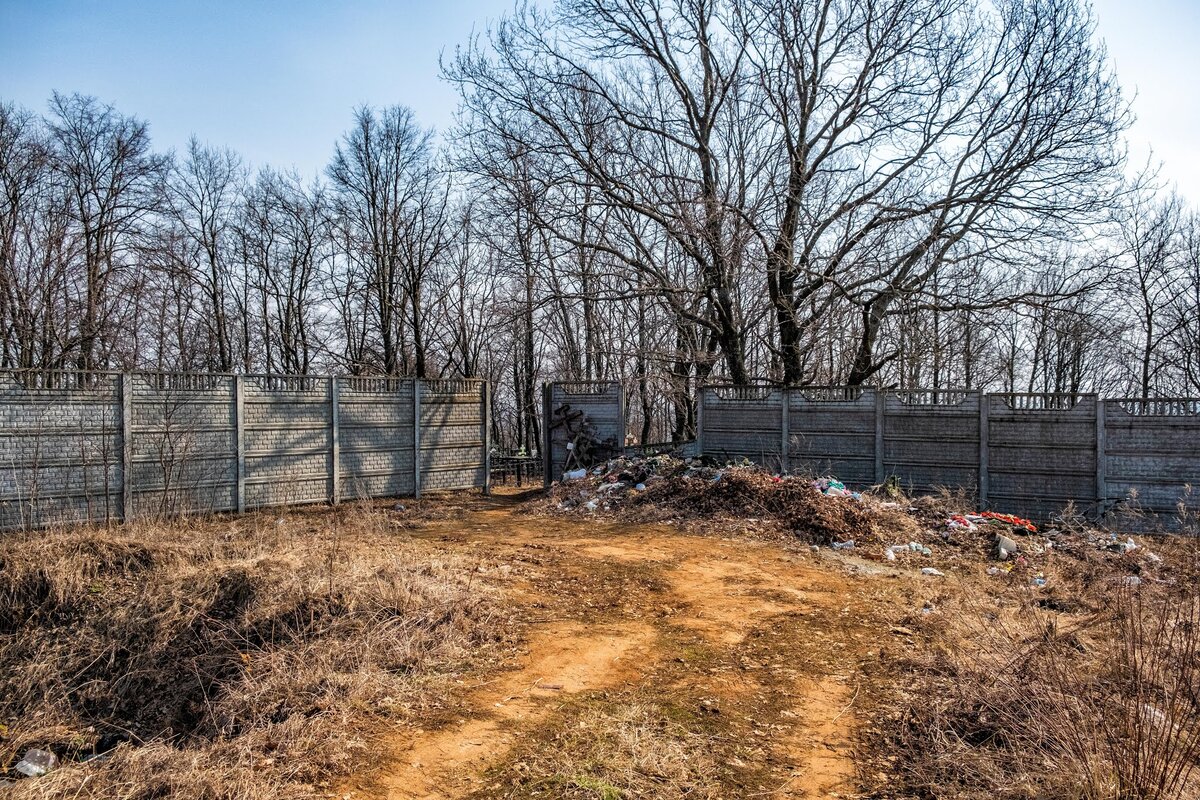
[{"x1": 1, "y1": 0, "x2": 1198, "y2": 198}]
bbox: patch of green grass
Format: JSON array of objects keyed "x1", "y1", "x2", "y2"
[{"x1": 565, "y1": 774, "x2": 624, "y2": 799}]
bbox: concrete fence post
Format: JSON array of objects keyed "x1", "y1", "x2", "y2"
[
  {"x1": 329, "y1": 376, "x2": 340, "y2": 505},
  {"x1": 542, "y1": 383, "x2": 552, "y2": 487},
  {"x1": 483, "y1": 381, "x2": 492, "y2": 496},
  {"x1": 412, "y1": 379, "x2": 422, "y2": 498},
  {"x1": 234, "y1": 375, "x2": 245, "y2": 514},
  {"x1": 978, "y1": 396, "x2": 989, "y2": 509},
  {"x1": 617, "y1": 383, "x2": 627, "y2": 455},
  {"x1": 1095, "y1": 400, "x2": 1107, "y2": 520},
  {"x1": 780, "y1": 386, "x2": 790, "y2": 474},
  {"x1": 695, "y1": 387, "x2": 705, "y2": 456},
  {"x1": 120, "y1": 372, "x2": 133, "y2": 522},
  {"x1": 874, "y1": 389, "x2": 885, "y2": 484}
]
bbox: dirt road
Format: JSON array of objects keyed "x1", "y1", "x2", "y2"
[{"x1": 344, "y1": 492, "x2": 914, "y2": 799}]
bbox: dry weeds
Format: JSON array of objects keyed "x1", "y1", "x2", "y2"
[
  {"x1": 0, "y1": 501, "x2": 514, "y2": 799},
  {"x1": 471, "y1": 695, "x2": 724, "y2": 799},
  {"x1": 861, "y1": 578, "x2": 1200, "y2": 799}
]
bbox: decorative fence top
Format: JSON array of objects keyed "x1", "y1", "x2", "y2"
[
  {"x1": 0, "y1": 370, "x2": 120, "y2": 393},
  {"x1": 554, "y1": 380, "x2": 619, "y2": 396},
  {"x1": 709, "y1": 385, "x2": 777, "y2": 401},
  {"x1": 423, "y1": 378, "x2": 486, "y2": 395},
  {"x1": 697, "y1": 385, "x2": 1192, "y2": 414},
  {"x1": 147, "y1": 373, "x2": 228, "y2": 392},
  {"x1": 994, "y1": 393, "x2": 1092, "y2": 411},
  {"x1": 794, "y1": 386, "x2": 866, "y2": 402},
  {"x1": 1110, "y1": 399, "x2": 1200, "y2": 416},
  {"x1": 344, "y1": 376, "x2": 408, "y2": 393},
  {"x1": 891, "y1": 389, "x2": 972, "y2": 406}
]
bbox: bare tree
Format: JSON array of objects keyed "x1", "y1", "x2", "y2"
[
  {"x1": 448, "y1": 0, "x2": 758, "y2": 382},
  {"x1": 164, "y1": 137, "x2": 246, "y2": 371},
  {"x1": 236, "y1": 169, "x2": 329, "y2": 374},
  {"x1": 1116, "y1": 188, "x2": 1191, "y2": 399},
  {"x1": 46, "y1": 93, "x2": 168, "y2": 370},
  {"x1": 0, "y1": 102, "x2": 68, "y2": 370},
  {"x1": 327, "y1": 105, "x2": 450, "y2": 377}
]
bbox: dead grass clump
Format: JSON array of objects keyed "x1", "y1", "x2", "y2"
[
  {"x1": 866, "y1": 589, "x2": 1200, "y2": 799},
  {"x1": 0, "y1": 506, "x2": 511, "y2": 798},
  {"x1": 478, "y1": 700, "x2": 721, "y2": 799}
]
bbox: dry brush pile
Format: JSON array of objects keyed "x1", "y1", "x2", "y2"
[
  {"x1": 540, "y1": 456, "x2": 892, "y2": 545},
  {"x1": 0, "y1": 504, "x2": 513, "y2": 799}
]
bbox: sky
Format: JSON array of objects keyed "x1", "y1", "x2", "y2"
[{"x1": 1, "y1": 0, "x2": 1198, "y2": 199}]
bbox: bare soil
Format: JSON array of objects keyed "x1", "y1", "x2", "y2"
[{"x1": 339, "y1": 490, "x2": 926, "y2": 800}]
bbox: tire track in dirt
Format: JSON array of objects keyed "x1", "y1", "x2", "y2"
[
  {"x1": 352, "y1": 621, "x2": 656, "y2": 800},
  {"x1": 345, "y1": 497, "x2": 900, "y2": 799}
]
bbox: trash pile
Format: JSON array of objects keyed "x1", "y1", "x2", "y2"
[
  {"x1": 544, "y1": 455, "x2": 884, "y2": 545},
  {"x1": 539, "y1": 455, "x2": 1175, "y2": 588}
]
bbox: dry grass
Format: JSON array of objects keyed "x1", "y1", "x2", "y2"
[
  {"x1": 863, "y1": 580, "x2": 1200, "y2": 800},
  {"x1": 474, "y1": 699, "x2": 722, "y2": 799},
  {"x1": 0, "y1": 501, "x2": 513, "y2": 799}
]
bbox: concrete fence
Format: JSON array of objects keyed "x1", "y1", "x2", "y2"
[
  {"x1": 0, "y1": 371, "x2": 491, "y2": 531},
  {"x1": 697, "y1": 386, "x2": 1200, "y2": 525},
  {"x1": 542, "y1": 381, "x2": 626, "y2": 487}
]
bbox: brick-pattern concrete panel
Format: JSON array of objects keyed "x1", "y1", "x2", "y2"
[
  {"x1": 421, "y1": 380, "x2": 486, "y2": 492},
  {"x1": 544, "y1": 381, "x2": 625, "y2": 483},
  {"x1": 788, "y1": 387, "x2": 877, "y2": 483},
  {"x1": 884, "y1": 390, "x2": 981, "y2": 495},
  {"x1": 1104, "y1": 399, "x2": 1200, "y2": 525},
  {"x1": 0, "y1": 372, "x2": 121, "y2": 529},
  {"x1": 987, "y1": 394, "x2": 1098, "y2": 519},
  {"x1": 699, "y1": 385, "x2": 784, "y2": 470},
  {"x1": 244, "y1": 376, "x2": 332, "y2": 507},
  {"x1": 130, "y1": 374, "x2": 237, "y2": 517},
  {"x1": 338, "y1": 377, "x2": 415, "y2": 500}
]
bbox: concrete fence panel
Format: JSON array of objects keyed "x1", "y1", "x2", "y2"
[
  {"x1": 698, "y1": 385, "x2": 785, "y2": 470},
  {"x1": 986, "y1": 394, "x2": 1099, "y2": 519},
  {"x1": 883, "y1": 390, "x2": 981, "y2": 495},
  {"x1": 420, "y1": 379, "x2": 489, "y2": 492},
  {"x1": 337, "y1": 376, "x2": 415, "y2": 501},
  {"x1": 0, "y1": 372, "x2": 121, "y2": 530},
  {"x1": 787, "y1": 386, "x2": 877, "y2": 483},
  {"x1": 1103, "y1": 398, "x2": 1200, "y2": 523},
  {"x1": 543, "y1": 381, "x2": 625, "y2": 484},
  {"x1": 244, "y1": 375, "x2": 333, "y2": 509},
  {"x1": 129, "y1": 373, "x2": 237, "y2": 518}
]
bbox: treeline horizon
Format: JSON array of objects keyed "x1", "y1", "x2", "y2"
[{"x1": 3, "y1": 0, "x2": 1200, "y2": 450}]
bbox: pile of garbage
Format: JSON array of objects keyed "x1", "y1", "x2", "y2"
[
  {"x1": 540, "y1": 455, "x2": 1176, "y2": 588},
  {"x1": 546, "y1": 455, "x2": 884, "y2": 545}
]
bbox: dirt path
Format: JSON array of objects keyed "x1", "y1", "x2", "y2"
[{"x1": 343, "y1": 494, "x2": 912, "y2": 800}]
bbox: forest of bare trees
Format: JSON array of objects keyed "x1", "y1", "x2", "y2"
[{"x1": 2, "y1": 0, "x2": 1199, "y2": 450}]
